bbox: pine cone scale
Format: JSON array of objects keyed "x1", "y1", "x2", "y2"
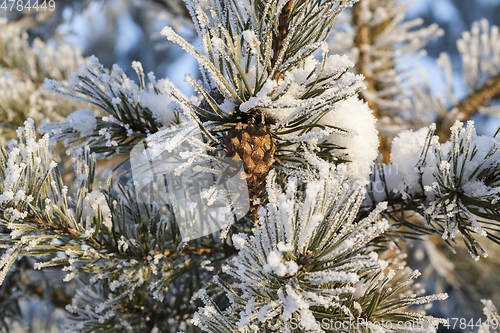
[{"x1": 224, "y1": 122, "x2": 276, "y2": 218}]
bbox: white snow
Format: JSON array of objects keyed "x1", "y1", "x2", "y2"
[
  {"x1": 321, "y1": 96, "x2": 379, "y2": 180},
  {"x1": 83, "y1": 190, "x2": 113, "y2": 230},
  {"x1": 390, "y1": 126, "x2": 430, "y2": 192},
  {"x1": 137, "y1": 90, "x2": 177, "y2": 126},
  {"x1": 65, "y1": 108, "x2": 97, "y2": 136}
]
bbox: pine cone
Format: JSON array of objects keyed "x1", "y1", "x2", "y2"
[{"x1": 224, "y1": 122, "x2": 276, "y2": 219}]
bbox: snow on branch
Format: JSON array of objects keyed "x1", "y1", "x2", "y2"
[
  {"x1": 41, "y1": 57, "x2": 189, "y2": 157},
  {"x1": 413, "y1": 20, "x2": 500, "y2": 141},
  {"x1": 177, "y1": 0, "x2": 358, "y2": 95},
  {"x1": 146, "y1": 0, "x2": 383, "y2": 189},
  {"x1": 366, "y1": 121, "x2": 500, "y2": 259}
]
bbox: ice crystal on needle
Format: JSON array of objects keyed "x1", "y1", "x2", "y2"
[{"x1": 479, "y1": 300, "x2": 500, "y2": 333}]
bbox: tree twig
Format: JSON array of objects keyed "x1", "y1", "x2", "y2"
[
  {"x1": 10, "y1": 211, "x2": 238, "y2": 262},
  {"x1": 271, "y1": 0, "x2": 294, "y2": 82},
  {"x1": 436, "y1": 73, "x2": 500, "y2": 141},
  {"x1": 352, "y1": 2, "x2": 393, "y2": 163}
]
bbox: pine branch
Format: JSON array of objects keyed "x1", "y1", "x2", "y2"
[
  {"x1": 17, "y1": 210, "x2": 131, "y2": 257},
  {"x1": 0, "y1": 118, "x2": 254, "y2": 331},
  {"x1": 432, "y1": 20, "x2": 500, "y2": 141},
  {"x1": 42, "y1": 58, "x2": 165, "y2": 158},
  {"x1": 1, "y1": 180, "x2": 237, "y2": 265},
  {"x1": 371, "y1": 121, "x2": 500, "y2": 258},
  {"x1": 349, "y1": 1, "x2": 443, "y2": 162},
  {"x1": 352, "y1": 2, "x2": 396, "y2": 163}
]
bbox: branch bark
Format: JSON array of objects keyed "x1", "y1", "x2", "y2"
[
  {"x1": 436, "y1": 73, "x2": 500, "y2": 141},
  {"x1": 352, "y1": 2, "x2": 376, "y2": 111},
  {"x1": 352, "y1": 2, "x2": 393, "y2": 163},
  {"x1": 14, "y1": 211, "x2": 238, "y2": 262},
  {"x1": 271, "y1": 0, "x2": 294, "y2": 82}
]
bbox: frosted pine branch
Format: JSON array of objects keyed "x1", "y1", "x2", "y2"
[
  {"x1": 365, "y1": 121, "x2": 500, "y2": 258},
  {"x1": 479, "y1": 300, "x2": 500, "y2": 333},
  {"x1": 42, "y1": 57, "x2": 186, "y2": 157},
  {"x1": 332, "y1": 0, "x2": 443, "y2": 119},
  {"x1": 0, "y1": 19, "x2": 87, "y2": 139},
  {"x1": 193, "y1": 167, "x2": 447, "y2": 332},
  {"x1": 0, "y1": 120, "x2": 238, "y2": 332}
]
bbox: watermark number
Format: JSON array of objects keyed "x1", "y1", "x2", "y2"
[
  {"x1": 443, "y1": 318, "x2": 499, "y2": 330},
  {"x1": 1, "y1": 0, "x2": 55, "y2": 11}
]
